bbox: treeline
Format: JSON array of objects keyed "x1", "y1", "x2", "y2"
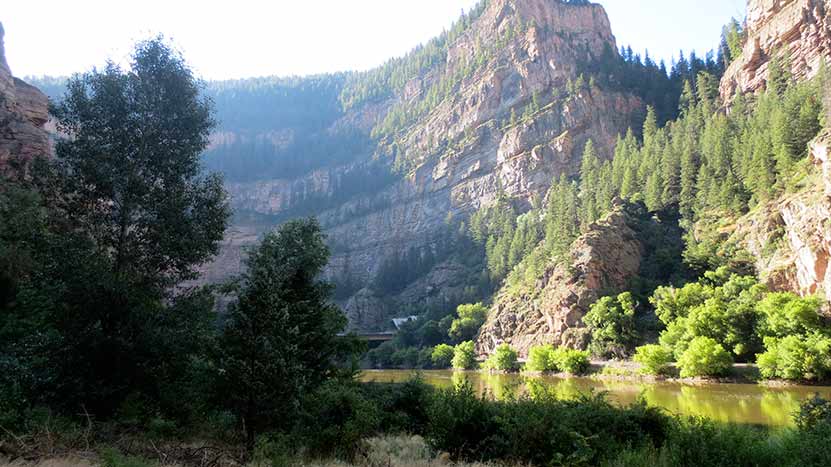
[{"x1": 0, "y1": 39, "x2": 360, "y2": 457}]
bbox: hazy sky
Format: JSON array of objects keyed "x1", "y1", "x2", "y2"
[{"x1": 3, "y1": 0, "x2": 747, "y2": 80}]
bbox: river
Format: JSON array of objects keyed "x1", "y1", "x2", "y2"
[{"x1": 360, "y1": 369, "x2": 831, "y2": 427}]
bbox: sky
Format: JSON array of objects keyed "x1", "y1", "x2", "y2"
[{"x1": 3, "y1": 0, "x2": 747, "y2": 81}]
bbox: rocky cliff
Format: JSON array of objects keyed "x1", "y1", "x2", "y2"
[
  {"x1": 0, "y1": 22, "x2": 50, "y2": 176},
  {"x1": 476, "y1": 201, "x2": 647, "y2": 357},
  {"x1": 733, "y1": 134, "x2": 831, "y2": 306},
  {"x1": 205, "y1": 0, "x2": 644, "y2": 330},
  {"x1": 720, "y1": 0, "x2": 831, "y2": 102}
]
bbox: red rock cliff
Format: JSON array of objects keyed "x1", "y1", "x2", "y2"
[{"x1": 0, "y1": 22, "x2": 50, "y2": 176}]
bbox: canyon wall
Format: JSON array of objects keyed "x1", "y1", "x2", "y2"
[
  {"x1": 0, "y1": 22, "x2": 50, "y2": 176},
  {"x1": 205, "y1": 0, "x2": 644, "y2": 329},
  {"x1": 721, "y1": 0, "x2": 831, "y2": 102}
]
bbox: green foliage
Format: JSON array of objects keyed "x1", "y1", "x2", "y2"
[
  {"x1": 427, "y1": 380, "x2": 670, "y2": 466},
  {"x1": 756, "y1": 292, "x2": 824, "y2": 338},
  {"x1": 757, "y1": 333, "x2": 831, "y2": 381},
  {"x1": 484, "y1": 344, "x2": 520, "y2": 372},
  {"x1": 431, "y1": 344, "x2": 455, "y2": 369},
  {"x1": 796, "y1": 395, "x2": 831, "y2": 431},
  {"x1": 583, "y1": 292, "x2": 640, "y2": 359},
  {"x1": 653, "y1": 268, "x2": 766, "y2": 361},
  {"x1": 555, "y1": 348, "x2": 592, "y2": 375},
  {"x1": 634, "y1": 345, "x2": 673, "y2": 376},
  {"x1": 526, "y1": 345, "x2": 559, "y2": 372},
  {"x1": 677, "y1": 337, "x2": 733, "y2": 378},
  {"x1": 99, "y1": 447, "x2": 157, "y2": 467},
  {"x1": 452, "y1": 341, "x2": 478, "y2": 370},
  {"x1": 217, "y1": 218, "x2": 350, "y2": 449},
  {"x1": 448, "y1": 303, "x2": 488, "y2": 343}
]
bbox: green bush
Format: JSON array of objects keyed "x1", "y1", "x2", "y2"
[
  {"x1": 634, "y1": 345, "x2": 673, "y2": 376},
  {"x1": 554, "y1": 348, "x2": 591, "y2": 375},
  {"x1": 526, "y1": 344, "x2": 558, "y2": 372},
  {"x1": 757, "y1": 333, "x2": 831, "y2": 381},
  {"x1": 484, "y1": 343, "x2": 520, "y2": 372},
  {"x1": 452, "y1": 341, "x2": 477, "y2": 370},
  {"x1": 391, "y1": 347, "x2": 419, "y2": 368},
  {"x1": 796, "y1": 395, "x2": 831, "y2": 431},
  {"x1": 427, "y1": 381, "x2": 670, "y2": 465},
  {"x1": 295, "y1": 381, "x2": 381, "y2": 460},
  {"x1": 677, "y1": 337, "x2": 733, "y2": 378},
  {"x1": 431, "y1": 344, "x2": 455, "y2": 369}
]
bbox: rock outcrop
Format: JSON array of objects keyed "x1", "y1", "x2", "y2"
[
  {"x1": 734, "y1": 134, "x2": 831, "y2": 305},
  {"x1": 720, "y1": 0, "x2": 831, "y2": 102},
  {"x1": 205, "y1": 1, "x2": 644, "y2": 330},
  {"x1": 0, "y1": 22, "x2": 50, "y2": 176},
  {"x1": 476, "y1": 202, "x2": 645, "y2": 357}
]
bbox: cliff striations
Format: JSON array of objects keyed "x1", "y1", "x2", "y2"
[
  {"x1": 0, "y1": 22, "x2": 50, "y2": 176},
  {"x1": 721, "y1": 0, "x2": 831, "y2": 102},
  {"x1": 204, "y1": 0, "x2": 644, "y2": 330}
]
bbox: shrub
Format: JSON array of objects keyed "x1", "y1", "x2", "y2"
[
  {"x1": 431, "y1": 344, "x2": 455, "y2": 369},
  {"x1": 554, "y1": 348, "x2": 591, "y2": 375},
  {"x1": 677, "y1": 337, "x2": 733, "y2": 378},
  {"x1": 634, "y1": 345, "x2": 673, "y2": 376},
  {"x1": 296, "y1": 381, "x2": 381, "y2": 460},
  {"x1": 484, "y1": 343, "x2": 520, "y2": 372},
  {"x1": 757, "y1": 333, "x2": 831, "y2": 381},
  {"x1": 756, "y1": 292, "x2": 824, "y2": 338},
  {"x1": 452, "y1": 341, "x2": 477, "y2": 370},
  {"x1": 526, "y1": 344, "x2": 558, "y2": 372},
  {"x1": 796, "y1": 395, "x2": 831, "y2": 431},
  {"x1": 391, "y1": 347, "x2": 419, "y2": 368},
  {"x1": 426, "y1": 381, "x2": 670, "y2": 465}
]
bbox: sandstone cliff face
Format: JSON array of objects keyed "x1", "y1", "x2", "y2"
[
  {"x1": 0, "y1": 22, "x2": 50, "y2": 176},
  {"x1": 476, "y1": 203, "x2": 645, "y2": 357},
  {"x1": 720, "y1": 0, "x2": 831, "y2": 102},
  {"x1": 206, "y1": 1, "x2": 643, "y2": 330},
  {"x1": 734, "y1": 135, "x2": 831, "y2": 305}
]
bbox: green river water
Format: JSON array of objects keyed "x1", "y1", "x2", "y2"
[{"x1": 360, "y1": 370, "x2": 831, "y2": 427}]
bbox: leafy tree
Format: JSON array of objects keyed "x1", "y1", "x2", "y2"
[
  {"x1": 677, "y1": 337, "x2": 733, "y2": 378},
  {"x1": 757, "y1": 333, "x2": 831, "y2": 381},
  {"x1": 218, "y1": 218, "x2": 349, "y2": 451},
  {"x1": 756, "y1": 293, "x2": 824, "y2": 339},
  {"x1": 553, "y1": 348, "x2": 591, "y2": 375},
  {"x1": 583, "y1": 292, "x2": 639, "y2": 359},
  {"x1": 452, "y1": 341, "x2": 478, "y2": 370},
  {"x1": 449, "y1": 303, "x2": 488, "y2": 343},
  {"x1": 6, "y1": 37, "x2": 229, "y2": 416}
]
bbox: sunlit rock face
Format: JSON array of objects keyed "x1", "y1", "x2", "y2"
[
  {"x1": 204, "y1": 1, "x2": 645, "y2": 330},
  {"x1": 720, "y1": 0, "x2": 831, "y2": 103},
  {"x1": 0, "y1": 22, "x2": 50, "y2": 177},
  {"x1": 476, "y1": 202, "x2": 645, "y2": 357}
]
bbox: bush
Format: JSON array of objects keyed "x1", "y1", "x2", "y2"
[
  {"x1": 295, "y1": 381, "x2": 381, "y2": 460},
  {"x1": 359, "y1": 379, "x2": 435, "y2": 435},
  {"x1": 554, "y1": 348, "x2": 591, "y2": 375},
  {"x1": 427, "y1": 381, "x2": 670, "y2": 465},
  {"x1": 452, "y1": 341, "x2": 477, "y2": 370},
  {"x1": 796, "y1": 395, "x2": 831, "y2": 431},
  {"x1": 391, "y1": 347, "x2": 419, "y2": 368},
  {"x1": 758, "y1": 333, "x2": 831, "y2": 381},
  {"x1": 677, "y1": 337, "x2": 733, "y2": 378},
  {"x1": 431, "y1": 344, "x2": 455, "y2": 369},
  {"x1": 634, "y1": 345, "x2": 673, "y2": 376},
  {"x1": 526, "y1": 344, "x2": 558, "y2": 372},
  {"x1": 484, "y1": 343, "x2": 520, "y2": 372}
]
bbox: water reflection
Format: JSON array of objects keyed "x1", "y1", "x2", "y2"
[{"x1": 360, "y1": 370, "x2": 831, "y2": 427}]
